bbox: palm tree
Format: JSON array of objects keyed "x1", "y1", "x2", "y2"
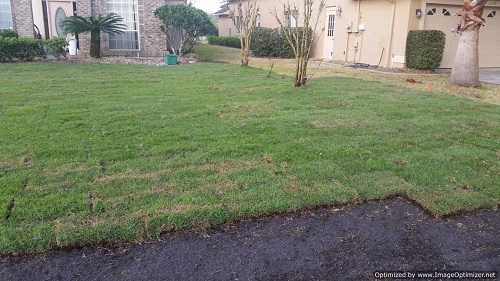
[
  {"x1": 62, "y1": 13, "x2": 125, "y2": 58},
  {"x1": 450, "y1": 0, "x2": 488, "y2": 87}
]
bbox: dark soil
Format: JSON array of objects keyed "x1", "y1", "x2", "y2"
[{"x1": 1, "y1": 197, "x2": 498, "y2": 281}]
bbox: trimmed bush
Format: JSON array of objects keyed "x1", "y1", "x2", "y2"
[
  {"x1": 0, "y1": 36, "x2": 46, "y2": 62},
  {"x1": 406, "y1": 30, "x2": 445, "y2": 69},
  {"x1": 0, "y1": 29, "x2": 19, "y2": 38},
  {"x1": 207, "y1": 35, "x2": 241, "y2": 48},
  {"x1": 251, "y1": 27, "x2": 312, "y2": 58},
  {"x1": 45, "y1": 37, "x2": 68, "y2": 58}
]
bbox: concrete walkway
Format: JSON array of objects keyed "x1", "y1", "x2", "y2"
[
  {"x1": 436, "y1": 68, "x2": 500, "y2": 84},
  {"x1": 479, "y1": 68, "x2": 500, "y2": 84}
]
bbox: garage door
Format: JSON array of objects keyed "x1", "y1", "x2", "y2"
[{"x1": 424, "y1": 4, "x2": 500, "y2": 68}]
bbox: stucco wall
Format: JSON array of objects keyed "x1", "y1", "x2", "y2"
[
  {"x1": 32, "y1": 0, "x2": 76, "y2": 40},
  {"x1": 328, "y1": 0, "x2": 416, "y2": 67},
  {"x1": 222, "y1": 0, "x2": 458, "y2": 67},
  {"x1": 226, "y1": 0, "x2": 326, "y2": 58},
  {"x1": 217, "y1": 15, "x2": 233, "y2": 37}
]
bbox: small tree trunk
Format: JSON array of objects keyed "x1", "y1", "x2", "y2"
[
  {"x1": 272, "y1": 0, "x2": 325, "y2": 87},
  {"x1": 451, "y1": 27, "x2": 480, "y2": 87},
  {"x1": 231, "y1": 1, "x2": 259, "y2": 67},
  {"x1": 242, "y1": 47, "x2": 250, "y2": 66},
  {"x1": 90, "y1": 30, "x2": 101, "y2": 58}
]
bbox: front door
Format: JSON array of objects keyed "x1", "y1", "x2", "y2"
[{"x1": 323, "y1": 7, "x2": 336, "y2": 60}]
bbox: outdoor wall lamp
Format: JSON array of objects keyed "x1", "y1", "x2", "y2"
[
  {"x1": 416, "y1": 9, "x2": 423, "y2": 18},
  {"x1": 336, "y1": 6, "x2": 342, "y2": 16}
]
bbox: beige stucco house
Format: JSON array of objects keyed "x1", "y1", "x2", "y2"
[
  {"x1": 1, "y1": 0, "x2": 185, "y2": 57},
  {"x1": 217, "y1": 0, "x2": 499, "y2": 68}
]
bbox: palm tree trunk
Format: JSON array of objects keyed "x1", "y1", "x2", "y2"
[
  {"x1": 450, "y1": 27, "x2": 480, "y2": 87},
  {"x1": 90, "y1": 30, "x2": 101, "y2": 58}
]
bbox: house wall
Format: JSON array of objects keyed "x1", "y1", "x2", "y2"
[
  {"x1": 386, "y1": 0, "x2": 415, "y2": 67},
  {"x1": 10, "y1": 0, "x2": 34, "y2": 37},
  {"x1": 31, "y1": 0, "x2": 45, "y2": 38},
  {"x1": 221, "y1": 0, "x2": 499, "y2": 68},
  {"x1": 328, "y1": 0, "x2": 418, "y2": 68},
  {"x1": 418, "y1": 0, "x2": 499, "y2": 68},
  {"x1": 31, "y1": 0, "x2": 76, "y2": 40},
  {"x1": 76, "y1": 0, "x2": 184, "y2": 57},
  {"x1": 217, "y1": 15, "x2": 232, "y2": 37},
  {"x1": 226, "y1": 0, "x2": 327, "y2": 58}
]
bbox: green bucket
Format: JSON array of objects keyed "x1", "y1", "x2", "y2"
[{"x1": 165, "y1": 53, "x2": 177, "y2": 65}]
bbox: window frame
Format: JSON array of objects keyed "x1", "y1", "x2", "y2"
[
  {"x1": 106, "y1": 0, "x2": 140, "y2": 51},
  {"x1": 0, "y1": 0, "x2": 14, "y2": 30}
]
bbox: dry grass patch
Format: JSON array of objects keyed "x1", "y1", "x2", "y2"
[
  {"x1": 194, "y1": 43, "x2": 499, "y2": 105},
  {"x1": 93, "y1": 170, "x2": 159, "y2": 183}
]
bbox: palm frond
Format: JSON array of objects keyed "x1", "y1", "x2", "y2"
[
  {"x1": 96, "y1": 13, "x2": 126, "y2": 34},
  {"x1": 61, "y1": 13, "x2": 126, "y2": 35},
  {"x1": 62, "y1": 16, "x2": 93, "y2": 34}
]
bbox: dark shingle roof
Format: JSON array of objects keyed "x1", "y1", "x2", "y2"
[{"x1": 214, "y1": 6, "x2": 230, "y2": 16}]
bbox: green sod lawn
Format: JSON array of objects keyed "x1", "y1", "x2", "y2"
[{"x1": 0, "y1": 61, "x2": 498, "y2": 255}]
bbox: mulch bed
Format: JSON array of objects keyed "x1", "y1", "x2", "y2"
[{"x1": 65, "y1": 53, "x2": 199, "y2": 65}]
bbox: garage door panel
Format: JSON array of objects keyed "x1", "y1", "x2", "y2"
[
  {"x1": 424, "y1": 5, "x2": 499, "y2": 68},
  {"x1": 424, "y1": 5, "x2": 461, "y2": 68},
  {"x1": 480, "y1": 8, "x2": 500, "y2": 67}
]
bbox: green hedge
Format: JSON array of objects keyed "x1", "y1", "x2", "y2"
[
  {"x1": 208, "y1": 28, "x2": 313, "y2": 59},
  {"x1": 251, "y1": 27, "x2": 312, "y2": 58},
  {"x1": 0, "y1": 35, "x2": 68, "y2": 62},
  {"x1": 207, "y1": 35, "x2": 242, "y2": 48},
  {"x1": 405, "y1": 30, "x2": 445, "y2": 69},
  {"x1": 45, "y1": 38, "x2": 69, "y2": 58},
  {"x1": 0, "y1": 37, "x2": 43, "y2": 62},
  {"x1": 0, "y1": 29, "x2": 19, "y2": 38}
]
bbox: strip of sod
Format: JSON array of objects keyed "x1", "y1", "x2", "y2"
[{"x1": 0, "y1": 62, "x2": 498, "y2": 255}]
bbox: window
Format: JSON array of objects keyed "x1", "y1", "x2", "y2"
[
  {"x1": 285, "y1": 10, "x2": 298, "y2": 28},
  {"x1": 55, "y1": 8, "x2": 67, "y2": 37},
  {"x1": 0, "y1": 0, "x2": 13, "y2": 30},
  {"x1": 427, "y1": 8, "x2": 436, "y2": 15},
  {"x1": 290, "y1": 10, "x2": 298, "y2": 27},
  {"x1": 442, "y1": 9, "x2": 451, "y2": 16},
  {"x1": 235, "y1": 16, "x2": 241, "y2": 33},
  {"x1": 290, "y1": 12, "x2": 297, "y2": 27},
  {"x1": 487, "y1": 11, "x2": 496, "y2": 18},
  {"x1": 257, "y1": 14, "x2": 260, "y2": 28},
  {"x1": 327, "y1": 14, "x2": 335, "y2": 37},
  {"x1": 106, "y1": 0, "x2": 139, "y2": 50}
]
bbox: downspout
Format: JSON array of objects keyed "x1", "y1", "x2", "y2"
[
  {"x1": 353, "y1": 0, "x2": 361, "y2": 62},
  {"x1": 357, "y1": 0, "x2": 362, "y2": 62},
  {"x1": 385, "y1": 0, "x2": 396, "y2": 67},
  {"x1": 345, "y1": 0, "x2": 363, "y2": 63},
  {"x1": 345, "y1": 26, "x2": 350, "y2": 62},
  {"x1": 357, "y1": 0, "x2": 361, "y2": 26}
]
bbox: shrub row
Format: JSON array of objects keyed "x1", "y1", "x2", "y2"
[
  {"x1": 208, "y1": 27, "x2": 313, "y2": 59},
  {"x1": 0, "y1": 31, "x2": 68, "y2": 62},
  {"x1": 0, "y1": 29, "x2": 19, "y2": 38},
  {"x1": 0, "y1": 37, "x2": 43, "y2": 62},
  {"x1": 207, "y1": 35, "x2": 242, "y2": 48},
  {"x1": 251, "y1": 27, "x2": 312, "y2": 58},
  {"x1": 405, "y1": 30, "x2": 445, "y2": 69},
  {"x1": 45, "y1": 38, "x2": 69, "y2": 58}
]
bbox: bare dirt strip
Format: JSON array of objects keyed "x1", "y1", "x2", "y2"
[{"x1": 1, "y1": 197, "x2": 498, "y2": 281}]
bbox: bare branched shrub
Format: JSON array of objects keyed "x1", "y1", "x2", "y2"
[
  {"x1": 230, "y1": 0, "x2": 259, "y2": 66},
  {"x1": 272, "y1": 0, "x2": 325, "y2": 87}
]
